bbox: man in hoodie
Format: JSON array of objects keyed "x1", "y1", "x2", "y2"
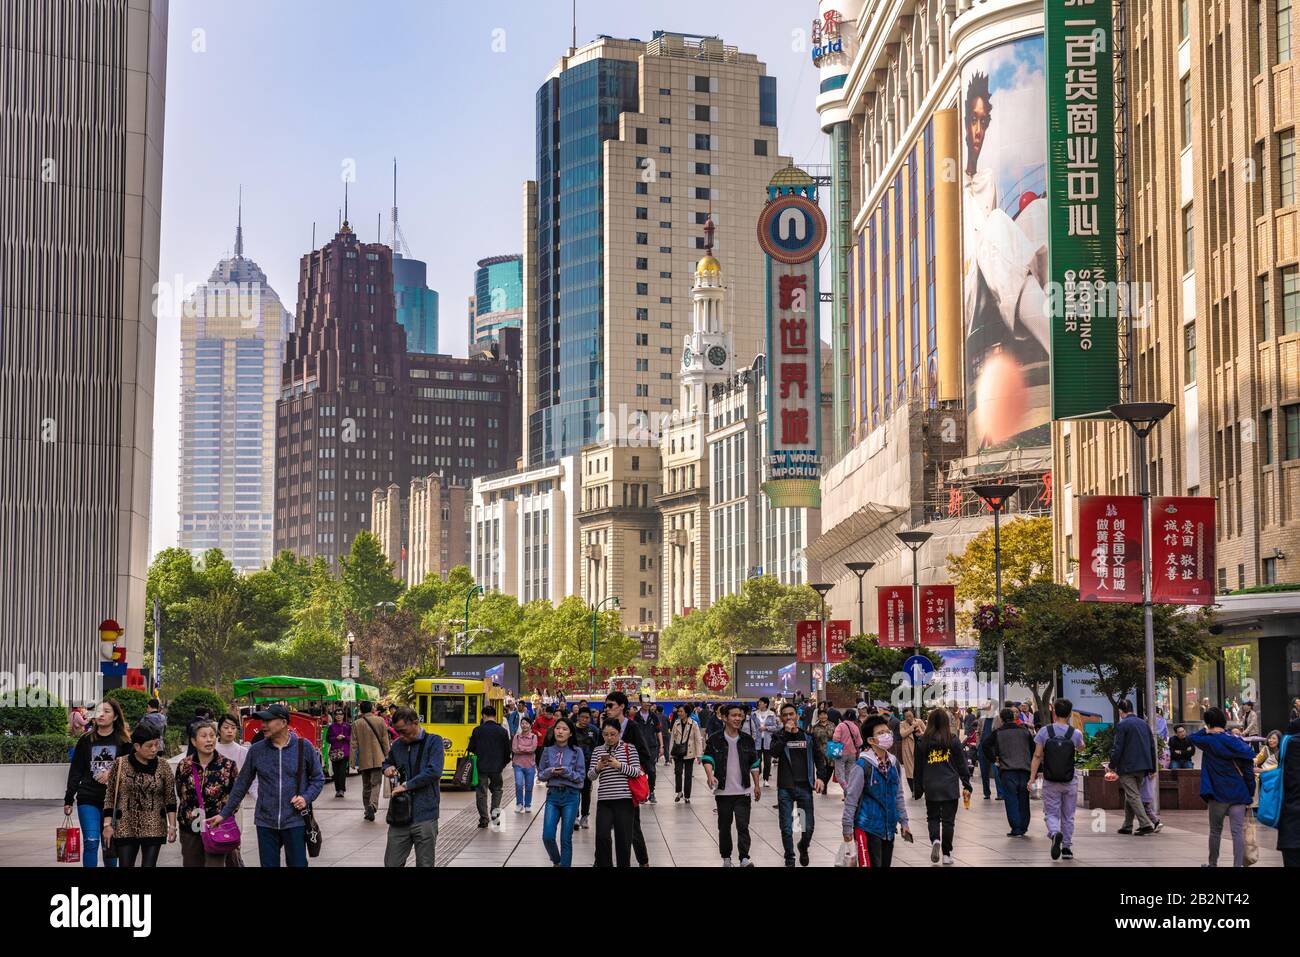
[
  {"x1": 210, "y1": 703, "x2": 325, "y2": 868},
  {"x1": 981, "y1": 706, "x2": 1035, "y2": 836},
  {"x1": 1190, "y1": 706, "x2": 1257, "y2": 866},
  {"x1": 1110, "y1": 699, "x2": 1160, "y2": 836},
  {"x1": 842, "y1": 715, "x2": 911, "y2": 868},
  {"x1": 771, "y1": 702, "x2": 825, "y2": 867}
]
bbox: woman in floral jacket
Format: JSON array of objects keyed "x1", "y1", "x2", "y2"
[{"x1": 175, "y1": 720, "x2": 240, "y2": 867}]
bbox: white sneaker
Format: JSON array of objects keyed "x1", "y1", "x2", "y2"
[
  {"x1": 524, "y1": 806, "x2": 533, "y2": 813},
  {"x1": 490, "y1": 808, "x2": 501, "y2": 822},
  {"x1": 942, "y1": 854, "x2": 954, "y2": 865},
  {"x1": 930, "y1": 839, "x2": 941, "y2": 863},
  {"x1": 739, "y1": 857, "x2": 754, "y2": 868},
  {"x1": 722, "y1": 858, "x2": 734, "y2": 867},
  {"x1": 579, "y1": 816, "x2": 589, "y2": 829},
  {"x1": 513, "y1": 805, "x2": 523, "y2": 814}
]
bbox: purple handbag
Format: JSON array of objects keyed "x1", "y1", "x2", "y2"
[{"x1": 192, "y1": 760, "x2": 241, "y2": 855}]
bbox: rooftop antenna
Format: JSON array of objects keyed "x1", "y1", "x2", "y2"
[
  {"x1": 572, "y1": 0, "x2": 576, "y2": 50},
  {"x1": 311, "y1": 222, "x2": 316, "y2": 250},
  {"x1": 234, "y1": 184, "x2": 244, "y2": 258},
  {"x1": 377, "y1": 212, "x2": 381, "y2": 244},
  {"x1": 390, "y1": 157, "x2": 410, "y2": 256},
  {"x1": 343, "y1": 179, "x2": 349, "y2": 226}
]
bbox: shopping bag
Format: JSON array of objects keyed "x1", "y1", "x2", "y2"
[
  {"x1": 452, "y1": 755, "x2": 476, "y2": 788},
  {"x1": 56, "y1": 814, "x2": 81, "y2": 863},
  {"x1": 1243, "y1": 814, "x2": 1259, "y2": 867},
  {"x1": 834, "y1": 840, "x2": 857, "y2": 867}
]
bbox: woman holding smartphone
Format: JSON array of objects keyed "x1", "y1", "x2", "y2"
[
  {"x1": 588, "y1": 718, "x2": 642, "y2": 867},
  {"x1": 537, "y1": 717, "x2": 586, "y2": 866}
]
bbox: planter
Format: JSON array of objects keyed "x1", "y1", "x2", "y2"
[
  {"x1": 0, "y1": 763, "x2": 69, "y2": 800},
  {"x1": 1081, "y1": 768, "x2": 1123, "y2": 809},
  {"x1": 1080, "y1": 768, "x2": 1207, "y2": 811}
]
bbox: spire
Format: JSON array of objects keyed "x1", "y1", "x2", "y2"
[
  {"x1": 390, "y1": 157, "x2": 408, "y2": 256},
  {"x1": 342, "y1": 179, "x2": 349, "y2": 227},
  {"x1": 234, "y1": 184, "x2": 244, "y2": 258},
  {"x1": 703, "y1": 216, "x2": 715, "y2": 254}
]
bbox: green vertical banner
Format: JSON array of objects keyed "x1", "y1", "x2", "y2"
[{"x1": 1046, "y1": 0, "x2": 1119, "y2": 419}]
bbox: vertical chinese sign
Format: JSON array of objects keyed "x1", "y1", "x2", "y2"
[
  {"x1": 758, "y1": 166, "x2": 827, "y2": 509},
  {"x1": 1077, "y1": 495, "x2": 1143, "y2": 602},
  {"x1": 877, "y1": 587, "x2": 913, "y2": 648},
  {"x1": 1151, "y1": 496, "x2": 1216, "y2": 604},
  {"x1": 826, "y1": 620, "x2": 852, "y2": 663},
  {"x1": 919, "y1": 586, "x2": 957, "y2": 646},
  {"x1": 795, "y1": 620, "x2": 822, "y2": 663},
  {"x1": 1046, "y1": 0, "x2": 1119, "y2": 419}
]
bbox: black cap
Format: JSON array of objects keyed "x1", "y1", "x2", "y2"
[{"x1": 253, "y1": 703, "x2": 291, "y2": 722}]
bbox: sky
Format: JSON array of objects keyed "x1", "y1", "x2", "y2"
[{"x1": 151, "y1": 0, "x2": 830, "y2": 558}]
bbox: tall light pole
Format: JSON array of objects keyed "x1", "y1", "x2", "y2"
[
  {"x1": 895, "y1": 531, "x2": 932, "y2": 655},
  {"x1": 810, "y1": 583, "x2": 834, "y2": 702},
  {"x1": 346, "y1": 630, "x2": 356, "y2": 679},
  {"x1": 590, "y1": 596, "x2": 621, "y2": 675},
  {"x1": 1110, "y1": 400, "x2": 1174, "y2": 814},
  {"x1": 845, "y1": 561, "x2": 875, "y2": 638},
  {"x1": 973, "y1": 483, "x2": 1020, "y2": 707},
  {"x1": 462, "y1": 584, "x2": 484, "y2": 653}
]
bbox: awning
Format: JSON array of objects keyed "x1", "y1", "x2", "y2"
[{"x1": 804, "y1": 501, "x2": 906, "y2": 563}]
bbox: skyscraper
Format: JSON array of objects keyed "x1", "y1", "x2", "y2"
[
  {"x1": 178, "y1": 199, "x2": 292, "y2": 572},
  {"x1": 1, "y1": 0, "x2": 167, "y2": 677},
  {"x1": 389, "y1": 162, "x2": 438, "y2": 354},
  {"x1": 470, "y1": 254, "x2": 523, "y2": 348}
]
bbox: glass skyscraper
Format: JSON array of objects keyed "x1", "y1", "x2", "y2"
[
  {"x1": 393, "y1": 252, "x2": 439, "y2": 354},
  {"x1": 470, "y1": 254, "x2": 523, "y2": 347}
]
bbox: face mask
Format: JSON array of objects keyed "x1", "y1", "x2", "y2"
[{"x1": 874, "y1": 733, "x2": 894, "y2": 750}]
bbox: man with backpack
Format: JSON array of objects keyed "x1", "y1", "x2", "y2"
[
  {"x1": 1028, "y1": 698, "x2": 1084, "y2": 860},
  {"x1": 381, "y1": 706, "x2": 444, "y2": 867}
]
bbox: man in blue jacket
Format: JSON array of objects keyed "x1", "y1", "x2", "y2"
[
  {"x1": 382, "y1": 706, "x2": 445, "y2": 867},
  {"x1": 1190, "y1": 706, "x2": 1256, "y2": 867},
  {"x1": 1109, "y1": 699, "x2": 1160, "y2": 836}
]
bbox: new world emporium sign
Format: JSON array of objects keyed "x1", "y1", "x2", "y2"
[
  {"x1": 1046, "y1": 0, "x2": 1119, "y2": 419},
  {"x1": 758, "y1": 166, "x2": 827, "y2": 509}
]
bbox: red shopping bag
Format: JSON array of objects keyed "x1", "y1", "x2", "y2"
[{"x1": 57, "y1": 814, "x2": 81, "y2": 863}]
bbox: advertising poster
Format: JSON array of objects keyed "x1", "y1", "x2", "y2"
[
  {"x1": 796, "y1": 620, "x2": 822, "y2": 663},
  {"x1": 960, "y1": 34, "x2": 1051, "y2": 453},
  {"x1": 735, "y1": 654, "x2": 812, "y2": 697},
  {"x1": 442, "y1": 655, "x2": 522, "y2": 697},
  {"x1": 919, "y1": 586, "x2": 957, "y2": 646},
  {"x1": 1077, "y1": 495, "x2": 1143, "y2": 603},
  {"x1": 877, "y1": 585, "x2": 913, "y2": 648},
  {"x1": 826, "y1": 620, "x2": 851, "y2": 663}
]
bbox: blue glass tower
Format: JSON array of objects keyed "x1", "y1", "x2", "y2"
[
  {"x1": 471, "y1": 254, "x2": 523, "y2": 347},
  {"x1": 393, "y1": 253, "x2": 438, "y2": 354}
]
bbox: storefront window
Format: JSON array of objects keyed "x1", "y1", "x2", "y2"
[
  {"x1": 1182, "y1": 656, "x2": 1218, "y2": 725},
  {"x1": 1222, "y1": 640, "x2": 1260, "y2": 720}
]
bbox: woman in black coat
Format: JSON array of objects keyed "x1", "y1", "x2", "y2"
[{"x1": 1279, "y1": 718, "x2": 1300, "y2": 868}]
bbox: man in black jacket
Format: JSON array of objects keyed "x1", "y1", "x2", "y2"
[
  {"x1": 633, "y1": 696, "x2": 663, "y2": 803},
  {"x1": 605, "y1": 691, "x2": 651, "y2": 865},
  {"x1": 702, "y1": 703, "x2": 762, "y2": 867},
  {"x1": 1109, "y1": 700, "x2": 1159, "y2": 836},
  {"x1": 468, "y1": 705, "x2": 511, "y2": 828},
  {"x1": 771, "y1": 703, "x2": 825, "y2": 866},
  {"x1": 982, "y1": 707, "x2": 1035, "y2": 837},
  {"x1": 572, "y1": 708, "x2": 599, "y2": 829}
]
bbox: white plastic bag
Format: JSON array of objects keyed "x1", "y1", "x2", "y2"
[{"x1": 835, "y1": 840, "x2": 858, "y2": 867}]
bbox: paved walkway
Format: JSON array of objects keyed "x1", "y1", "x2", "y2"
[{"x1": 2, "y1": 761, "x2": 1283, "y2": 867}]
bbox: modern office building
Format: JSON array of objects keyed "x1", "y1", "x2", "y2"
[
  {"x1": 523, "y1": 30, "x2": 790, "y2": 466},
  {"x1": 388, "y1": 173, "x2": 439, "y2": 354},
  {"x1": 371, "y1": 472, "x2": 471, "y2": 586},
  {"x1": 178, "y1": 204, "x2": 292, "y2": 572},
  {"x1": 274, "y1": 219, "x2": 520, "y2": 563},
  {"x1": 470, "y1": 254, "x2": 524, "y2": 348},
  {"x1": 1, "y1": 0, "x2": 167, "y2": 678}
]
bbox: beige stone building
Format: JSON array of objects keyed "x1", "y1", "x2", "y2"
[{"x1": 371, "y1": 473, "x2": 470, "y2": 586}]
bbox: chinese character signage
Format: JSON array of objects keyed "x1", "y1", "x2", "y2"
[
  {"x1": 919, "y1": 586, "x2": 957, "y2": 646},
  {"x1": 1046, "y1": 1, "x2": 1120, "y2": 419},
  {"x1": 795, "y1": 620, "x2": 822, "y2": 663},
  {"x1": 826, "y1": 620, "x2": 851, "y2": 663},
  {"x1": 758, "y1": 168, "x2": 826, "y2": 510},
  {"x1": 702, "y1": 662, "x2": 730, "y2": 692},
  {"x1": 1077, "y1": 495, "x2": 1143, "y2": 603},
  {"x1": 1151, "y1": 496, "x2": 1216, "y2": 605},
  {"x1": 810, "y1": 10, "x2": 843, "y2": 64},
  {"x1": 877, "y1": 586, "x2": 913, "y2": 649}
]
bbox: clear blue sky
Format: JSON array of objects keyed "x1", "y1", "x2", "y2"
[{"x1": 152, "y1": 0, "x2": 829, "y2": 557}]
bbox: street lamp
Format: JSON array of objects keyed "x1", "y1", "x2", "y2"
[
  {"x1": 1110, "y1": 400, "x2": 1175, "y2": 813},
  {"x1": 591, "y1": 596, "x2": 621, "y2": 674},
  {"x1": 462, "y1": 584, "x2": 484, "y2": 651},
  {"x1": 845, "y1": 561, "x2": 875, "y2": 638},
  {"x1": 346, "y1": 631, "x2": 356, "y2": 679},
  {"x1": 810, "y1": 583, "x2": 834, "y2": 702},
  {"x1": 895, "y1": 530, "x2": 932, "y2": 655},
  {"x1": 973, "y1": 483, "x2": 1020, "y2": 707}
]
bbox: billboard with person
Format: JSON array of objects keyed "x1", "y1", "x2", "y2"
[
  {"x1": 442, "y1": 655, "x2": 521, "y2": 697},
  {"x1": 735, "y1": 654, "x2": 813, "y2": 698}
]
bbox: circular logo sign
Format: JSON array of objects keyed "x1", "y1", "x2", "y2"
[
  {"x1": 702, "y1": 663, "x2": 730, "y2": 692},
  {"x1": 900, "y1": 655, "x2": 935, "y2": 687},
  {"x1": 756, "y1": 195, "x2": 827, "y2": 264}
]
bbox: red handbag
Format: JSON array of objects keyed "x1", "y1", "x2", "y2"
[{"x1": 624, "y1": 744, "x2": 650, "y2": 806}]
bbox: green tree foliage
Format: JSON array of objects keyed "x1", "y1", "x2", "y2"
[
  {"x1": 339, "y1": 532, "x2": 403, "y2": 620},
  {"x1": 946, "y1": 517, "x2": 1054, "y2": 635},
  {"x1": 828, "y1": 636, "x2": 943, "y2": 706},
  {"x1": 344, "y1": 606, "x2": 430, "y2": 686},
  {"x1": 973, "y1": 582, "x2": 1077, "y2": 714},
  {"x1": 105, "y1": 688, "x2": 150, "y2": 726},
  {"x1": 166, "y1": 687, "x2": 228, "y2": 733},
  {"x1": 517, "y1": 595, "x2": 636, "y2": 679}
]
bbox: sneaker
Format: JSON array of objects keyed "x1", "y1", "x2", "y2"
[
  {"x1": 513, "y1": 805, "x2": 523, "y2": 814},
  {"x1": 491, "y1": 808, "x2": 501, "y2": 822},
  {"x1": 931, "y1": 839, "x2": 942, "y2": 863},
  {"x1": 334, "y1": 792, "x2": 345, "y2": 799},
  {"x1": 579, "y1": 816, "x2": 589, "y2": 829},
  {"x1": 1051, "y1": 832, "x2": 1063, "y2": 860},
  {"x1": 1006, "y1": 830, "x2": 1020, "y2": 837},
  {"x1": 1135, "y1": 825, "x2": 1155, "y2": 836},
  {"x1": 942, "y1": 854, "x2": 954, "y2": 865},
  {"x1": 740, "y1": 857, "x2": 754, "y2": 867},
  {"x1": 799, "y1": 846, "x2": 810, "y2": 867},
  {"x1": 648, "y1": 794, "x2": 656, "y2": 803},
  {"x1": 477, "y1": 821, "x2": 489, "y2": 828},
  {"x1": 524, "y1": 806, "x2": 533, "y2": 813},
  {"x1": 722, "y1": 858, "x2": 734, "y2": 867},
  {"x1": 1117, "y1": 826, "x2": 1133, "y2": 835},
  {"x1": 684, "y1": 798, "x2": 690, "y2": 805},
  {"x1": 1060, "y1": 847, "x2": 1073, "y2": 860},
  {"x1": 363, "y1": 808, "x2": 375, "y2": 822},
  {"x1": 675, "y1": 793, "x2": 682, "y2": 803},
  {"x1": 1151, "y1": 821, "x2": 1163, "y2": 832}
]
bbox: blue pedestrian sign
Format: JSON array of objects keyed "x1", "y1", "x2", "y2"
[{"x1": 901, "y1": 655, "x2": 935, "y2": 686}]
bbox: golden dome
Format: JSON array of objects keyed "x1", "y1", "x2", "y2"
[
  {"x1": 769, "y1": 165, "x2": 815, "y2": 188},
  {"x1": 696, "y1": 253, "x2": 721, "y2": 275}
]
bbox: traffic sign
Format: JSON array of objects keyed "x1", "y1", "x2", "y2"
[{"x1": 901, "y1": 655, "x2": 935, "y2": 686}]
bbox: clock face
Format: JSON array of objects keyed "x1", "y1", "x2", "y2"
[
  {"x1": 707, "y1": 345, "x2": 728, "y2": 368},
  {"x1": 682, "y1": 346, "x2": 694, "y2": 369}
]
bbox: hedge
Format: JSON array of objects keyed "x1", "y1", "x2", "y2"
[
  {"x1": 0, "y1": 702, "x2": 67, "y2": 737},
  {"x1": 0, "y1": 734, "x2": 76, "y2": 764},
  {"x1": 166, "y1": 687, "x2": 227, "y2": 736},
  {"x1": 105, "y1": 688, "x2": 150, "y2": 726}
]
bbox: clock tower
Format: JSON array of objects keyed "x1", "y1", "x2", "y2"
[{"x1": 680, "y1": 218, "x2": 734, "y2": 417}]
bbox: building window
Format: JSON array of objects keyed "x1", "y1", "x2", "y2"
[
  {"x1": 694, "y1": 75, "x2": 711, "y2": 92},
  {"x1": 1281, "y1": 0, "x2": 1293, "y2": 63},
  {"x1": 1181, "y1": 0, "x2": 1190, "y2": 40},
  {"x1": 1284, "y1": 265, "x2": 1300, "y2": 334},
  {"x1": 1184, "y1": 320, "x2": 1196, "y2": 381},
  {"x1": 1282, "y1": 130, "x2": 1296, "y2": 207},
  {"x1": 1285, "y1": 403, "x2": 1300, "y2": 459},
  {"x1": 1182, "y1": 206, "x2": 1194, "y2": 275},
  {"x1": 1259, "y1": 274, "x2": 1273, "y2": 339},
  {"x1": 695, "y1": 162, "x2": 711, "y2": 175},
  {"x1": 635, "y1": 127, "x2": 647, "y2": 144},
  {"x1": 694, "y1": 133, "x2": 711, "y2": 150},
  {"x1": 636, "y1": 257, "x2": 648, "y2": 271},
  {"x1": 1263, "y1": 557, "x2": 1278, "y2": 584},
  {"x1": 1263, "y1": 408, "x2": 1274, "y2": 465},
  {"x1": 754, "y1": 139, "x2": 768, "y2": 156},
  {"x1": 636, "y1": 181, "x2": 648, "y2": 195},
  {"x1": 694, "y1": 211, "x2": 709, "y2": 224},
  {"x1": 635, "y1": 333, "x2": 649, "y2": 345},
  {"x1": 636, "y1": 283, "x2": 648, "y2": 296},
  {"x1": 636, "y1": 307, "x2": 649, "y2": 321},
  {"x1": 636, "y1": 232, "x2": 648, "y2": 245},
  {"x1": 636, "y1": 207, "x2": 648, "y2": 220},
  {"x1": 694, "y1": 103, "x2": 712, "y2": 122},
  {"x1": 1181, "y1": 77, "x2": 1192, "y2": 148}
]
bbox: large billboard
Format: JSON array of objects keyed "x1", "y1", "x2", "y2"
[
  {"x1": 960, "y1": 34, "x2": 1051, "y2": 453},
  {"x1": 441, "y1": 655, "x2": 522, "y2": 697},
  {"x1": 735, "y1": 654, "x2": 813, "y2": 698}
]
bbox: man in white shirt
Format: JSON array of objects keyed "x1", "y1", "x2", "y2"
[{"x1": 703, "y1": 704, "x2": 762, "y2": 867}]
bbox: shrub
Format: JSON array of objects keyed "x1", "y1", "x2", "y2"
[
  {"x1": 105, "y1": 688, "x2": 149, "y2": 727},
  {"x1": 0, "y1": 701, "x2": 67, "y2": 736},
  {"x1": 166, "y1": 687, "x2": 227, "y2": 736},
  {"x1": 0, "y1": 734, "x2": 76, "y2": 764},
  {"x1": 162, "y1": 727, "x2": 186, "y2": 759}
]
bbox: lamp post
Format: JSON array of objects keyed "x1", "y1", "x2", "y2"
[
  {"x1": 845, "y1": 561, "x2": 875, "y2": 638},
  {"x1": 895, "y1": 531, "x2": 932, "y2": 655},
  {"x1": 810, "y1": 583, "x2": 834, "y2": 702},
  {"x1": 462, "y1": 584, "x2": 484, "y2": 652},
  {"x1": 590, "y1": 596, "x2": 621, "y2": 675},
  {"x1": 346, "y1": 631, "x2": 356, "y2": 679},
  {"x1": 972, "y1": 483, "x2": 1020, "y2": 707},
  {"x1": 1110, "y1": 400, "x2": 1175, "y2": 814}
]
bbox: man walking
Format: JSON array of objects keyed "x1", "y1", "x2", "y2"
[
  {"x1": 1110, "y1": 699, "x2": 1160, "y2": 836},
  {"x1": 634, "y1": 696, "x2": 663, "y2": 802},
  {"x1": 604, "y1": 691, "x2": 651, "y2": 865},
  {"x1": 702, "y1": 703, "x2": 761, "y2": 867},
  {"x1": 138, "y1": 698, "x2": 167, "y2": 739},
  {"x1": 748, "y1": 697, "x2": 779, "y2": 785},
  {"x1": 382, "y1": 706, "x2": 444, "y2": 867},
  {"x1": 1028, "y1": 698, "x2": 1084, "y2": 860},
  {"x1": 468, "y1": 705, "x2": 511, "y2": 828},
  {"x1": 352, "y1": 701, "x2": 391, "y2": 822},
  {"x1": 981, "y1": 706, "x2": 1035, "y2": 836},
  {"x1": 572, "y1": 707, "x2": 599, "y2": 829},
  {"x1": 771, "y1": 702, "x2": 824, "y2": 866}
]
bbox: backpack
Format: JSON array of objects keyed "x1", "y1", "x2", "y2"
[
  {"x1": 1041, "y1": 724, "x2": 1077, "y2": 783},
  {"x1": 1257, "y1": 733, "x2": 1291, "y2": 829}
]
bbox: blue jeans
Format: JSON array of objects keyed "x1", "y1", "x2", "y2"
[
  {"x1": 978, "y1": 748, "x2": 1004, "y2": 798},
  {"x1": 542, "y1": 787, "x2": 581, "y2": 866},
  {"x1": 1000, "y1": 769, "x2": 1031, "y2": 834},
  {"x1": 1171, "y1": 758, "x2": 1193, "y2": 769},
  {"x1": 256, "y1": 825, "x2": 308, "y2": 867},
  {"x1": 76, "y1": 804, "x2": 118, "y2": 868},
  {"x1": 777, "y1": 786, "x2": 815, "y2": 863},
  {"x1": 514, "y1": 766, "x2": 536, "y2": 808}
]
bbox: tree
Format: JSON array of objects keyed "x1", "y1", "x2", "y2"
[
  {"x1": 173, "y1": 587, "x2": 253, "y2": 691},
  {"x1": 946, "y1": 516, "x2": 1054, "y2": 637},
  {"x1": 828, "y1": 636, "x2": 944, "y2": 706},
  {"x1": 517, "y1": 595, "x2": 637, "y2": 680},
  {"x1": 344, "y1": 606, "x2": 430, "y2": 686},
  {"x1": 974, "y1": 582, "x2": 1078, "y2": 715},
  {"x1": 339, "y1": 531, "x2": 403, "y2": 620}
]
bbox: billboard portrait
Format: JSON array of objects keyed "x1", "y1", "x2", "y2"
[{"x1": 961, "y1": 34, "x2": 1050, "y2": 453}]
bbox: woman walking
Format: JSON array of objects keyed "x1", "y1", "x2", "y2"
[
  {"x1": 102, "y1": 726, "x2": 177, "y2": 868},
  {"x1": 1190, "y1": 707, "x2": 1257, "y2": 867},
  {"x1": 327, "y1": 710, "x2": 352, "y2": 798},
  {"x1": 175, "y1": 720, "x2": 239, "y2": 867},
  {"x1": 669, "y1": 704, "x2": 703, "y2": 803},
  {"x1": 511, "y1": 716, "x2": 539, "y2": 813},
  {"x1": 831, "y1": 708, "x2": 862, "y2": 800},
  {"x1": 538, "y1": 717, "x2": 586, "y2": 866},
  {"x1": 589, "y1": 718, "x2": 642, "y2": 867},
  {"x1": 898, "y1": 708, "x2": 925, "y2": 793},
  {"x1": 912, "y1": 709, "x2": 971, "y2": 865},
  {"x1": 63, "y1": 699, "x2": 131, "y2": 868}
]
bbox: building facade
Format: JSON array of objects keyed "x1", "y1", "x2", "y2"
[
  {"x1": 392, "y1": 253, "x2": 438, "y2": 354},
  {"x1": 178, "y1": 208, "x2": 292, "y2": 572},
  {"x1": 1, "y1": 0, "x2": 167, "y2": 676},
  {"x1": 371, "y1": 472, "x2": 471, "y2": 586},
  {"x1": 470, "y1": 254, "x2": 523, "y2": 348}
]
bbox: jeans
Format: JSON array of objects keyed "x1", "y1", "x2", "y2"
[
  {"x1": 777, "y1": 786, "x2": 815, "y2": 862},
  {"x1": 384, "y1": 819, "x2": 437, "y2": 867},
  {"x1": 542, "y1": 787, "x2": 581, "y2": 866},
  {"x1": 476, "y1": 769, "x2": 504, "y2": 824},
  {"x1": 925, "y1": 798, "x2": 958, "y2": 855},
  {"x1": 1206, "y1": 801, "x2": 1247, "y2": 867},
  {"x1": 1041, "y1": 778, "x2": 1077, "y2": 847},
  {"x1": 1000, "y1": 769, "x2": 1031, "y2": 834},
  {"x1": 1171, "y1": 758, "x2": 1193, "y2": 770},
  {"x1": 595, "y1": 798, "x2": 635, "y2": 867},
  {"x1": 1119, "y1": 772, "x2": 1155, "y2": 830},
  {"x1": 256, "y1": 825, "x2": 308, "y2": 867},
  {"x1": 331, "y1": 758, "x2": 349, "y2": 794},
  {"x1": 673, "y1": 756, "x2": 695, "y2": 798},
  {"x1": 76, "y1": 803, "x2": 118, "y2": 868},
  {"x1": 715, "y1": 794, "x2": 752, "y2": 861},
  {"x1": 513, "y1": 765, "x2": 536, "y2": 808},
  {"x1": 978, "y1": 748, "x2": 1003, "y2": 798}
]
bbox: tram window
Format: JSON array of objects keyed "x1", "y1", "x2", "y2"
[
  {"x1": 467, "y1": 696, "x2": 478, "y2": 724},
  {"x1": 423, "y1": 695, "x2": 466, "y2": 724}
]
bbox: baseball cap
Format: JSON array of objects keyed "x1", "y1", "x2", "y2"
[{"x1": 253, "y1": 703, "x2": 291, "y2": 722}]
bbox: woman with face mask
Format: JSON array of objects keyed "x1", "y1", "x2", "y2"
[{"x1": 841, "y1": 715, "x2": 911, "y2": 868}]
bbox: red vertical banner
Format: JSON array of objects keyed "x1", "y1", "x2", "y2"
[
  {"x1": 1077, "y1": 495, "x2": 1144, "y2": 603},
  {"x1": 826, "y1": 620, "x2": 851, "y2": 663},
  {"x1": 1151, "y1": 496, "x2": 1216, "y2": 605},
  {"x1": 876, "y1": 587, "x2": 913, "y2": 648},
  {"x1": 919, "y1": 586, "x2": 956, "y2": 646},
  {"x1": 795, "y1": 620, "x2": 822, "y2": 663}
]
